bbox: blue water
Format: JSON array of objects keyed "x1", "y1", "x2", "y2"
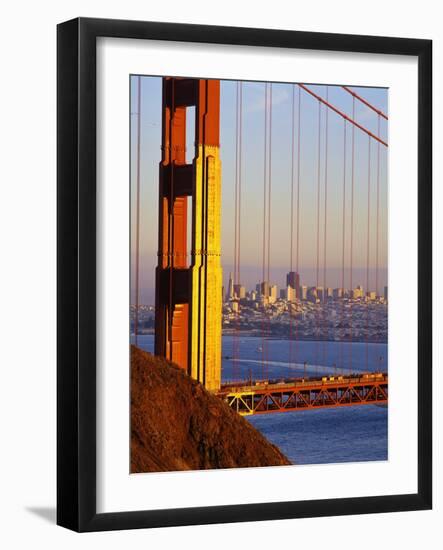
[
  {"x1": 133, "y1": 334, "x2": 388, "y2": 465},
  {"x1": 221, "y1": 336, "x2": 387, "y2": 381},
  {"x1": 248, "y1": 406, "x2": 387, "y2": 464}
]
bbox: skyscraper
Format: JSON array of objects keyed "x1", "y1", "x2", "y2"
[
  {"x1": 227, "y1": 272, "x2": 234, "y2": 301},
  {"x1": 286, "y1": 271, "x2": 300, "y2": 299}
]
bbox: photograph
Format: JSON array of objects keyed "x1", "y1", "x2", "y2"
[{"x1": 129, "y1": 75, "x2": 389, "y2": 473}]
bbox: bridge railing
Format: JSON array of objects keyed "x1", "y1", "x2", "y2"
[{"x1": 220, "y1": 372, "x2": 388, "y2": 394}]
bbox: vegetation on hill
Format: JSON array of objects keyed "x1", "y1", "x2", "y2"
[{"x1": 131, "y1": 345, "x2": 291, "y2": 473}]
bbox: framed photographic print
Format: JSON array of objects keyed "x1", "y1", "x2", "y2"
[{"x1": 57, "y1": 17, "x2": 432, "y2": 532}]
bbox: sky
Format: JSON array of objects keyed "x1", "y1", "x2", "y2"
[{"x1": 130, "y1": 76, "x2": 388, "y2": 305}]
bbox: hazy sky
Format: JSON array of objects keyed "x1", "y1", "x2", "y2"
[{"x1": 130, "y1": 76, "x2": 388, "y2": 304}]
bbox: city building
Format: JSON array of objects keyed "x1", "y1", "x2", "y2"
[
  {"x1": 300, "y1": 285, "x2": 308, "y2": 301},
  {"x1": 307, "y1": 286, "x2": 318, "y2": 303},
  {"x1": 233, "y1": 284, "x2": 246, "y2": 299},
  {"x1": 260, "y1": 281, "x2": 270, "y2": 297},
  {"x1": 269, "y1": 285, "x2": 278, "y2": 304},
  {"x1": 384, "y1": 286, "x2": 388, "y2": 301},
  {"x1": 227, "y1": 272, "x2": 234, "y2": 301},
  {"x1": 286, "y1": 271, "x2": 300, "y2": 298},
  {"x1": 279, "y1": 285, "x2": 295, "y2": 302},
  {"x1": 352, "y1": 285, "x2": 364, "y2": 299},
  {"x1": 333, "y1": 287, "x2": 343, "y2": 299}
]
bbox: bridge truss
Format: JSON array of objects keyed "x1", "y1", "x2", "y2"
[{"x1": 218, "y1": 373, "x2": 388, "y2": 416}]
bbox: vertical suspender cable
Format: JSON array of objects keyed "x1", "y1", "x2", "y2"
[
  {"x1": 295, "y1": 86, "x2": 301, "y2": 367},
  {"x1": 340, "y1": 119, "x2": 347, "y2": 372},
  {"x1": 315, "y1": 99, "x2": 322, "y2": 375},
  {"x1": 238, "y1": 83, "x2": 243, "y2": 380},
  {"x1": 261, "y1": 83, "x2": 268, "y2": 379},
  {"x1": 267, "y1": 83, "x2": 273, "y2": 286},
  {"x1": 134, "y1": 76, "x2": 142, "y2": 347},
  {"x1": 238, "y1": 82, "x2": 243, "y2": 307},
  {"x1": 366, "y1": 136, "x2": 371, "y2": 372},
  {"x1": 233, "y1": 82, "x2": 239, "y2": 380},
  {"x1": 349, "y1": 96, "x2": 355, "y2": 372},
  {"x1": 322, "y1": 87, "x2": 329, "y2": 367},
  {"x1": 267, "y1": 84, "x2": 273, "y2": 287},
  {"x1": 236, "y1": 82, "x2": 243, "y2": 380},
  {"x1": 266, "y1": 83, "x2": 273, "y2": 381},
  {"x1": 232, "y1": 81, "x2": 244, "y2": 381},
  {"x1": 289, "y1": 85, "x2": 295, "y2": 368},
  {"x1": 375, "y1": 115, "x2": 381, "y2": 369}
]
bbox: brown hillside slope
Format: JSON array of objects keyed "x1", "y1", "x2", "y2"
[{"x1": 131, "y1": 345, "x2": 291, "y2": 473}]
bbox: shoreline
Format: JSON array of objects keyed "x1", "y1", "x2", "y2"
[{"x1": 134, "y1": 330, "x2": 387, "y2": 345}]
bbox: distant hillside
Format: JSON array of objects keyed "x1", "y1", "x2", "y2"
[{"x1": 131, "y1": 345, "x2": 291, "y2": 473}]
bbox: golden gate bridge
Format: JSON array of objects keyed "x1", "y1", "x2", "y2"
[{"x1": 132, "y1": 76, "x2": 388, "y2": 415}]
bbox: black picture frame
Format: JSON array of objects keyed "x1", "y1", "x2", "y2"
[{"x1": 57, "y1": 17, "x2": 432, "y2": 532}]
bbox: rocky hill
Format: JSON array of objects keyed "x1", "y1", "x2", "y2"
[{"x1": 131, "y1": 345, "x2": 291, "y2": 473}]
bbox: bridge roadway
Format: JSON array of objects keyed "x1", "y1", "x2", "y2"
[{"x1": 217, "y1": 372, "x2": 388, "y2": 416}]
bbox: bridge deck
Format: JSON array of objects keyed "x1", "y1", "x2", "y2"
[{"x1": 217, "y1": 373, "x2": 388, "y2": 415}]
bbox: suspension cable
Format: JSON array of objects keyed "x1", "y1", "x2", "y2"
[
  {"x1": 237, "y1": 83, "x2": 243, "y2": 380},
  {"x1": 349, "y1": 96, "x2": 355, "y2": 371},
  {"x1": 233, "y1": 81, "x2": 240, "y2": 380},
  {"x1": 298, "y1": 84, "x2": 388, "y2": 147},
  {"x1": 238, "y1": 82, "x2": 243, "y2": 306},
  {"x1": 375, "y1": 114, "x2": 381, "y2": 367},
  {"x1": 322, "y1": 87, "x2": 329, "y2": 367},
  {"x1": 340, "y1": 118, "x2": 347, "y2": 373},
  {"x1": 341, "y1": 86, "x2": 388, "y2": 121},
  {"x1": 265, "y1": 83, "x2": 273, "y2": 380},
  {"x1": 261, "y1": 83, "x2": 268, "y2": 379},
  {"x1": 375, "y1": 115, "x2": 381, "y2": 290},
  {"x1": 134, "y1": 76, "x2": 142, "y2": 347},
  {"x1": 289, "y1": 85, "x2": 295, "y2": 368},
  {"x1": 295, "y1": 86, "x2": 301, "y2": 367},
  {"x1": 366, "y1": 136, "x2": 371, "y2": 372},
  {"x1": 315, "y1": 99, "x2": 322, "y2": 375}
]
